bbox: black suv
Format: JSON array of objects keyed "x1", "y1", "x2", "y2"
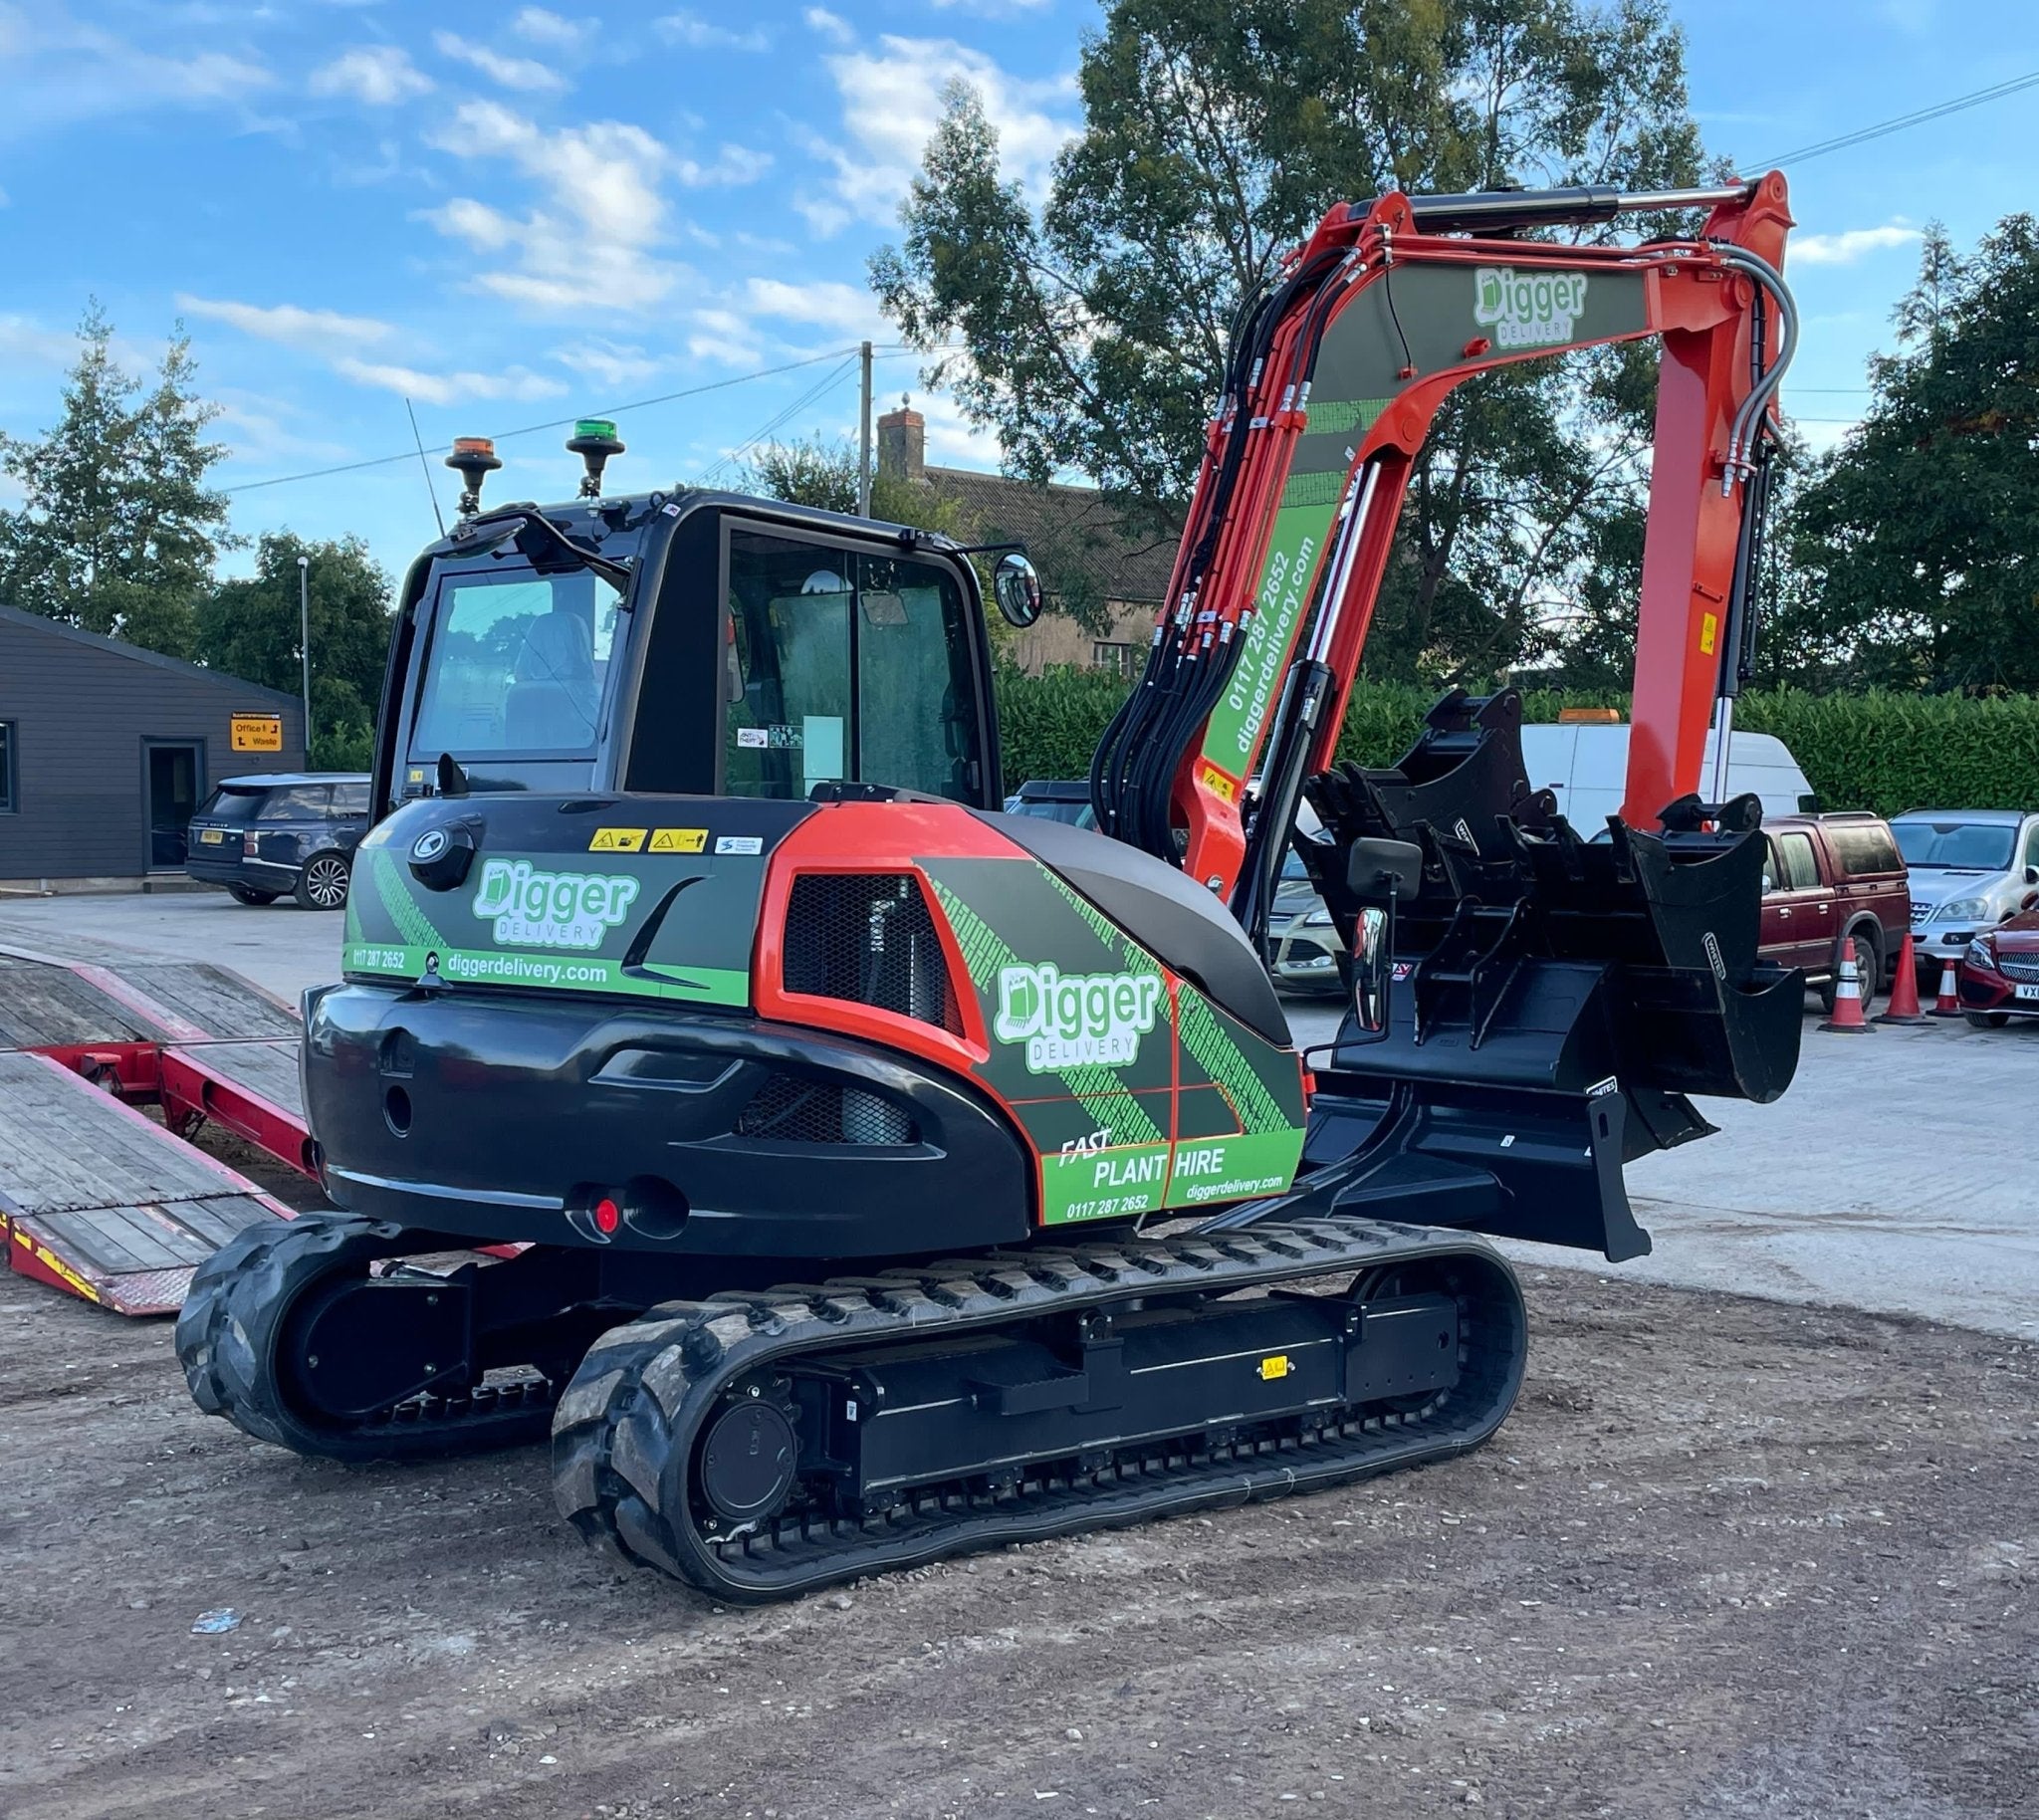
[{"x1": 184, "y1": 773, "x2": 371, "y2": 910}]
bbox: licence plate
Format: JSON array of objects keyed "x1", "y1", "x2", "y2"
[
  {"x1": 198, "y1": 828, "x2": 224, "y2": 844},
  {"x1": 2016, "y1": 984, "x2": 2039, "y2": 1002}
]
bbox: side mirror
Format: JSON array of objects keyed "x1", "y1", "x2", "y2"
[
  {"x1": 1343, "y1": 837, "x2": 1421, "y2": 1042},
  {"x1": 992, "y1": 552, "x2": 1042, "y2": 628}
]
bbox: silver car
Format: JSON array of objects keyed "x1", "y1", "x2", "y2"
[
  {"x1": 1267, "y1": 844, "x2": 1346, "y2": 994},
  {"x1": 1893, "y1": 809, "x2": 2039, "y2": 974}
]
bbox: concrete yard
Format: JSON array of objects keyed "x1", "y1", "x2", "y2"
[{"x1": 0, "y1": 891, "x2": 2034, "y2": 1819}]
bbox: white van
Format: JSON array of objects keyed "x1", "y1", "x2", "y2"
[{"x1": 1519, "y1": 724, "x2": 1813, "y2": 834}]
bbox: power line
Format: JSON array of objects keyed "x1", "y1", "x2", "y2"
[
  {"x1": 701, "y1": 354, "x2": 862, "y2": 485},
  {"x1": 1754, "y1": 67, "x2": 2039, "y2": 169},
  {"x1": 221, "y1": 344, "x2": 860, "y2": 497}
]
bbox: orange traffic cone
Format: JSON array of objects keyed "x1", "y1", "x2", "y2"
[
  {"x1": 1875, "y1": 933, "x2": 1928, "y2": 1024},
  {"x1": 1929, "y1": 953, "x2": 1962, "y2": 1018},
  {"x1": 1818, "y1": 936, "x2": 1873, "y2": 1032}
]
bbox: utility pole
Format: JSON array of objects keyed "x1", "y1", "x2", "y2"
[
  {"x1": 857, "y1": 340, "x2": 873, "y2": 518},
  {"x1": 297, "y1": 554, "x2": 313, "y2": 767}
]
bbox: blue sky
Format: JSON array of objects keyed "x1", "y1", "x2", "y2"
[{"x1": 0, "y1": 0, "x2": 2032, "y2": 585}]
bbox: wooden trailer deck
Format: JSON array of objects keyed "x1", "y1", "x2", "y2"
[{"x1": 0, "y1": 946, "x2": 309, "y2": 1314}]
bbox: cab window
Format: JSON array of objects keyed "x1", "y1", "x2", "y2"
[
  {"x1": 411, "y1": 569, "x2": 622, "y2": 760},
  {"x1": 723, "y1": 528, "x2": 983, "y2": 802},
  {"x1": 1778, "y1": 831, "x2": 1820, "y2": 890}
]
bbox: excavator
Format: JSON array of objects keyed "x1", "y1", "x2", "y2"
[{"x1": 179, "y1": 173, "x2": 1803, "y2": 1602}]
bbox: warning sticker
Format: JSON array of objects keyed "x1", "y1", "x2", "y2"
[
  {"x1": 1699, "y1": 611, "x2": 1719, "y2": 656},
  {"x1": 588, "y1": 827, "x2": 648, "y2": 852},
  {"x1": 649, "y1": 827, "x2": 708, "y2": 853},
  {"x1": 736, "y1": 727, "x2": 769, "y2": 749},
  {"x1": 1200, "y1": 763, "x2": 1239, "y2": 804}
]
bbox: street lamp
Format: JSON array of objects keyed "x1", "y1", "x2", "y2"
[{"x1": 296, "y1": 555, "x2": 312, "y2": 766}]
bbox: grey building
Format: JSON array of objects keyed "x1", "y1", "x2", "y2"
[{"x1": 0, "y1": 603, "x2": 306, "y2": 887}]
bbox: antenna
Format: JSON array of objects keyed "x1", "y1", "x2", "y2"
[{"x1": 405, "y1": 397, "x2": 447, "y2": 538}]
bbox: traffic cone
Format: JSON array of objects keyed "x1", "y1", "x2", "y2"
[
  {"x1": 1818, "y1": 936, "x2": 1873, "y2": 1032},
  {"x1": 1875, "y1": 933, "x2": 1927, "y2": 1024},
  {"x1": 1929, "y1": 953, "x2": 1962, "y2": 1018}
]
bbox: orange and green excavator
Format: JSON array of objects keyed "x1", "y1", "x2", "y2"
[{"x1": 179, "y1": 173, "x2": 1802, "y2": 1601}]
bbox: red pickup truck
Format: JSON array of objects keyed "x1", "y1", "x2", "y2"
[{"x1": 1757, "y1": 811, "x2": 1912, "y2": 1014}]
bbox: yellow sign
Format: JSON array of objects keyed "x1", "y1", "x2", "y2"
[
  {"x1": 1699, "y1": 612, "x2": 1719, "y2": 656},
  {"x1": 231, "y1": 714, "x2": 284, "y2": 753},
  {"x1": 1200, "y1": 763, "x2": 1239, "y2": 804},
  {"x1": 649, "y1": 827, "x2": 709, "y2": 853},
  {"x1": 588, "y1": 827, "x2": 648, "y2": 852},
  {"x1": 1256, "y1": 1354, "x2": 1292, "y2": 1382}
]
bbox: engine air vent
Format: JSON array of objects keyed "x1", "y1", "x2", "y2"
[
  {"x1": 783, "y1": 873, "x2": 964, "y2": 1035},
  {"x1": 734, "y1": 1072, "x2": 919, "y2": 1146}
]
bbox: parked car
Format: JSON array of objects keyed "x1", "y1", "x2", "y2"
[
  {"x1": 1956, "y1": 907, "x2": 2039, "y2": 1027},
  {"x1": 1004, "y1": 778, "x2": 1096, "y2": 827},
  {"x1": 184, "y1": 773, "x2": 371, "y2": 910},
  {"x1": 1890, "y1": 809, "x2": 2039, "y2": 980},
  {"x1": 1755, "y1": 811, "x2": 1911, "y2": 1014},
  {"x1": 1267, "y1": 841, "x2": 1345, "y2": 994}
]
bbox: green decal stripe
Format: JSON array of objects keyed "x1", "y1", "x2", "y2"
[
  {"x1": 1036, "y1": 871, "x2": 1172, "y2": 1025},
  {"x1": 927, "y1": 873, "x2": 1164, "y2": 1144},
  {"x1": 1177, "y1": 989, "x2": 1291, "y2": 1135},
  {"x1": 1277, "y1": 469, "x2": 1346, "y2": 510},
  {"x1": 1162, "y1": 1128, "x2": 1305, "y2": 1210},
  {"x1": 370, "y1": 850, "x2": 450, "y2": 952},
  {"x1": 1200, "y1": 497, "x2": 1335, "y2": 772},
  {"x1": 927, "y1": 876, "x2": 1008, "y2": 991},
  {"x1": 1300, "y1": 396, "x2": 1392, "y2": 436}
]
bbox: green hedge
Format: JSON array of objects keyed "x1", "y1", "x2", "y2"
[{"x1": 995, "y1": 667, "x2": 2039, "y2": 816}]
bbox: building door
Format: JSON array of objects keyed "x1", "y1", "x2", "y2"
[{"x1": 144, "y1": 740, "x2": 203, "y2": 869}]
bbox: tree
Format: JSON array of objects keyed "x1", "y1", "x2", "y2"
[
  {"x1": 734, "y1": 434, "x2": 973, "y2": 537},
  {"x1": 196, "y1": 533, "x2": 394, "y2": 769},
  {"x1": 0, "y1": 303, "x2": 234, "y2": 657},
  {"x1": 871, "y1": 0, "x2": 1707, "y2": 682},
  {"x1": 1779, "y1": 215, "x2": 2039, "y2": 694}
]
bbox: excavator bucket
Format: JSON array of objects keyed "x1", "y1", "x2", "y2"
[{"x1": 1275, "y1": 690, "x2": 1804, "y2": 1261}]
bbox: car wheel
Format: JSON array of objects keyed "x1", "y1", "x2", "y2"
[
  {"x1": 226, "y1": 884, "x2": 279, "y2": 906},
  {"x1": 1964, "y1": 1011, "x2": 2011, "y2": 1029},
  {"x1": 295, "y1": 852, "x2": 350, "y2": 911},
  {"x1": 1845, "y1": 927, "x2": 1881, "y2": 1018}
]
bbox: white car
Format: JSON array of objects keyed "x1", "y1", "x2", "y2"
[{"x1": 1893, "y1": 809, "x2": 2039, "y2": 975}]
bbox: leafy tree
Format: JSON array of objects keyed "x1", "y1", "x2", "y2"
[
  {"x1": 734, "y1": 434, "x2": 972, "y2": 537},
  {"x1": 0, "y1": 303, "x2": 234, "y2": 657},
  {"x1": 196, "y1": 532, "x2": 393, "y2": 769},
  {"x1": 871, "y1": 0, "x2": 1706, "y2": 682},
  {"x1": 1779, "y1": 215, "x2": 2039, "y2": 694}
]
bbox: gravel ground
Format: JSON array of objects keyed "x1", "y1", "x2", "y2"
[{"x1": 2, "y1": 1187, "x2": 2033, "y2": 1820}]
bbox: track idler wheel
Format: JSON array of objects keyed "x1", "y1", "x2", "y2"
[{"x1": 176, "y1": 1212, "x2": 560, "y2": 1462}]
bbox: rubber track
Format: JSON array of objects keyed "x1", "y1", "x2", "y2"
[
  {"x1": 553, "y1": 1218, "x2": 1526, "y2": 1602},
  {"x1": 177, "y1": 1211, "x2": 557, "y2": 1462}
]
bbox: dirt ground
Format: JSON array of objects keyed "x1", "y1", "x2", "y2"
[{"x1": 3, "y1": 1125, "x2": 2035, "y2": 1820}]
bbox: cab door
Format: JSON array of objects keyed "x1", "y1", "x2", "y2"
[{"x1": 1770, "y1": 828, "x2": 1836, "y2": 970}]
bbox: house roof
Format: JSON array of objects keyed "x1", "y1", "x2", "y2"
[
  {"x1": 922, "y1": 466, "x2": 1180, "y2": 609},
  {"x1": 0, "y1": 601, "x2": 299, "y2": 707}
]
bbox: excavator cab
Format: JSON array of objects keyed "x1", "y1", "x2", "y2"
[{"x1": 373, "y1": 471, "x2": 1012, "y2": 816}]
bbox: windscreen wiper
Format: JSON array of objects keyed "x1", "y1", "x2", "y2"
[{"x1": 456, "y1": 505, "x2": 633, "y2": 592}]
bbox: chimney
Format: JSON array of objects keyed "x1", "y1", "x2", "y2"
[{"x1": 876, "y1": 397, "x2": 925, "y2": 483}]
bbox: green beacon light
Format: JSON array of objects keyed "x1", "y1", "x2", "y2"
[{"x1": 567, "y1": 417, "x2": 624, "y2": 499}]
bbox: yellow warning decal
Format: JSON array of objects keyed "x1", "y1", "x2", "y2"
[
  {"x1": 1257, "y1": 1354, "x2": 1291, "y2": 1382},
  {"x1": 1200, "y1": 763, "x2": 1239, "y2": 804},
  {"x1": 11, "y1": 1228, "x2": 105, "y2": 1304},
  {"x1": 588, "y1": 827, "x2": 648, "y2": 852},
  {"x1": 649, "y1": 827, "x2": 708, "y2": 854},
  {"x1": 1699, "y1": 611, "x2": 1719, "y2": 656}
]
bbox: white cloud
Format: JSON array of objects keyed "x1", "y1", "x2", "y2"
[
  {"x1": 513, "y1": 6, "x2": 594, "y2": 48},
  {"x1": 433, "y1": 30, "x2": 566, "y2": 93},
  {"x1": 175, "y1": 295, "x2": 398, "y2": 350},
  {"x1": 657, "y1": 10, "x2": 771, "y2": 52},
  {"x1": 798, "y1": 35, "x2": 1077, "y2": 236},
  {"x1": 309, "y1": 45, "x2": 432, "y2": 107},
  {"x1": 686, "y1": 307, "x2": 763, "y2": 367},
  {"x1": 0, "y1": 8, "x2": 273, "y2": 134},
  {"x1": 1792, "y1": 222, "x2": 1923, "y2": 266},
  {"x1": 550, "y1": 339, "x2": 663, "y2": 390},
  {"x1": 334, "y1": 356, "x2": 566, "y2": 406},
  {"x1": 928, "y1": 0, "x2": 1052, "y2": 10},
  {"x1": 802, "y1": 6, "x2": 852, "y2": 43},
  {"x1": 421, "y1": 100, "x2": 764, "y2": 317},
  {"x1": 744, "y1": 276, "x2": 884, "y2": 340}
]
